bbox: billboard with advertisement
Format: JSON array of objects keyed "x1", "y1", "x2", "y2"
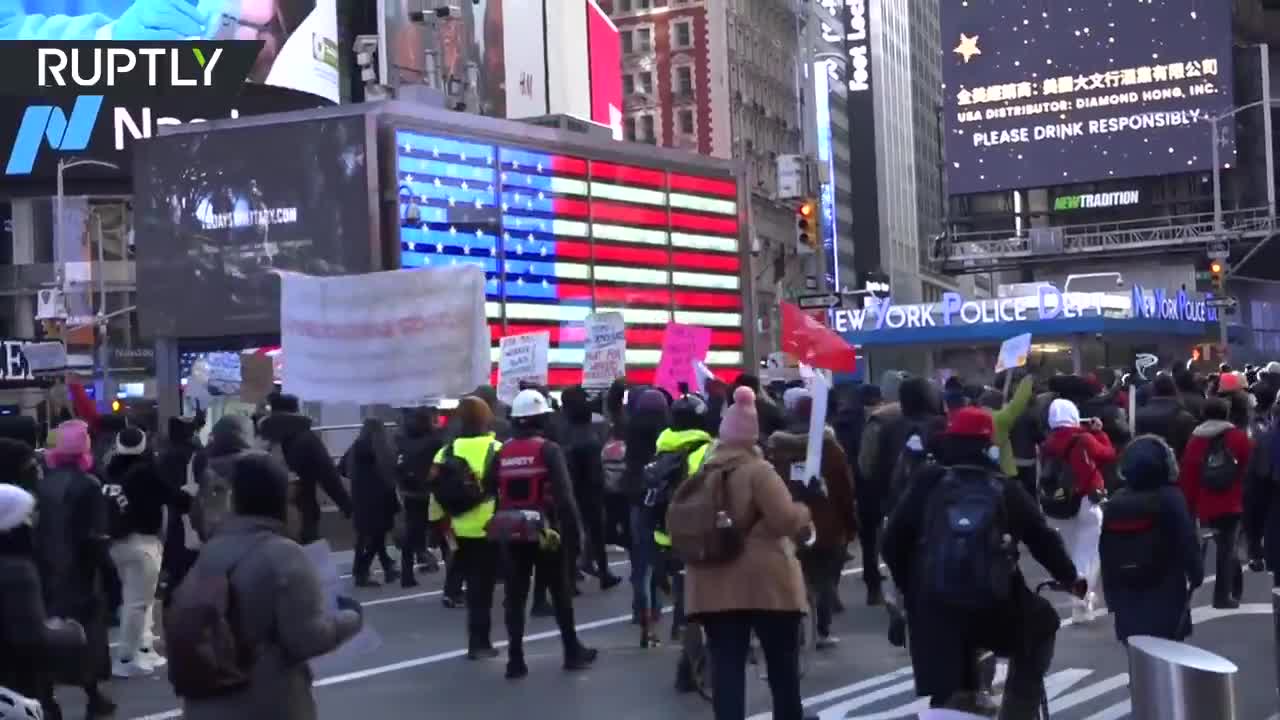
[
  {"x1": 502, "y1": 0, "x2": 549, "y2": 118},
  {"x1": 378, "y1": 0, "x2": 506, "y2": 115},
  {"x1": 543, "y1": 0, "x2": 590, "y2": 120},
  {"x1": 0, "y1": 0, "x2": 340, "y2": 182},
  {"x1": 587, "y1": 0, "x2": 621, "y2": 139},
  {"x1": 394, "y1": 126, "x2": 745, "y2": 386},
  {"x1": 133, "y1": 114, "x2": 379, "y2": 338},
  {"x1": 941, "y1": 0, "x2": 1236, "y2": 195}
]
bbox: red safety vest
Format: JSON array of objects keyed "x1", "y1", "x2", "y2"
[{"x1": 496, "y1": 437, "x2": 551, "y2": 512}]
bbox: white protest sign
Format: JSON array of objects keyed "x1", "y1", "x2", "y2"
[
  {"x1": 994, "y1": 332, "x2": 1032, "y2": 373},
  {"x1": 801, "y1": 363, "x2": 830, "y2": 486},
  {"x1": 280, "y1": 266, "x2": 489, "y2": 405},
  {"x1": 498, "y1": 331, "x2": 550, "y2": 404},
  {"x1": 302, "y1": 541, "x2": 383, "y2": 675},
  {"x1": 693, "y1": 361, "x2": 716, "y2": 396},
  {"x1": 583, "y1": 312, "x2": 626, "y2": 389}
]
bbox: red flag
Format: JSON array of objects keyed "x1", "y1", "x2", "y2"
[{"x1": 780, "y1": 302, "x2": 856, "y2": 373}]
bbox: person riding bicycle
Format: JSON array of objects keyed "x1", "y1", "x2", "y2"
[
  {"x1": 882, "y1": 407, "x2": 1086, "y2": 720},
  {"x1": 767, "y1": 388, "x2": 857, "y2": 649}
]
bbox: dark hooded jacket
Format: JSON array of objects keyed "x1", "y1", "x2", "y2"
[
  {"x1": 1135, "y1": 395, "x2": 1197, "y2": 460},
  {"x1": 1101, "y1": 435, "x2": 1203, "y2": 643},
  {"x1": 339, "y1": 427, "x2": 401, "y2": 538},
  {"x1": 622, "y1": 389, "x2": 669, "y2": 504},
  {"x1": 881, "y1": 435, "x2": 1077, "y2": 699},
  {"x1": 1243, "y1": 417, "x2": 1280, "y2": 574},
  {"x1": 1174, "y1": 371, "x2": 1205, "y2": 422},
  {"x1": 159, "y1": 418, "x2": 202, "y2": 569},
  {"x1": 106, "y1": 451, "x2": 190, "y2": 537},
  {"x1": 857, "y1": 377, "x2": 946, "y2": 513},
  {"x1": 258, "y1": 412, "x2": 354, "y2": 522},
  {"x1": 394, "y1": 412, "x2": 442, "y2": 499}
]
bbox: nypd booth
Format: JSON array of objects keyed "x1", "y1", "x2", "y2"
[{"x1": 832, "y1": 285, "x2": 1220, "y2": 382}]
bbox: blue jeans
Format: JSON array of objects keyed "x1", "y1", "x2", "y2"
[{"x1": 629, "y1": 505, "x2": 657, "y2": 615}]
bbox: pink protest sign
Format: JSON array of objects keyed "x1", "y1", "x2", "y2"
[{"x1": 654, "y1": 323, "x2": 711, "y2": 396}]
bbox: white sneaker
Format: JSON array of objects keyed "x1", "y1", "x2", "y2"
[
  {"x1": 1084, "y1": 592, "x2": 1100, "y2": 621},
  {"x1": 112, "y1": 658, "x2": 154, "y2": 678},
  {"x1": 137, "y1": 648, "x2": 167, "y2": 671}
]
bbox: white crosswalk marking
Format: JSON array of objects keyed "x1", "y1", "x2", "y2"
[{"x1": 1048, "y1": 674, "x2": 1129, "y2": 714}]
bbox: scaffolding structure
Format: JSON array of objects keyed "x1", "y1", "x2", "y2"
[{"x1": 933, "y1": 206, "x2": 1278, "y2": 274}]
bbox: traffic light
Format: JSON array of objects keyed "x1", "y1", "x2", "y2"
[
  {"x1": 796, "y1": 199, "x2": 817, "y2": 250},
  {"x1": 1209, "y1": 259, "x2": 1226, "y2": 291}
]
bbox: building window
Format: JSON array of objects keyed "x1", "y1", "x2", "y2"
[
  {"x1": 636, "y1": 71, "x2": 653, "y2": 94},
  {"x1": 678, "y1": 109, "x2": 695, "y2": 134},
  {"x1": 640, "y1": 115, "x2": 656, "y2": 143},
  {"x1": 675, "y1": 66, "x2": 693, "y2": 95},
  {"x1": 637, "y1": 0, "x2": 651, "y2": 8},
  {"x1": 621, "y1": 30, "x2": 633, "y2": 54},
  {"x1": 619, "y1": 0, "x2": 632, "y2": 10},
  {"x1": 673, "y1": 20, "x2": 692, "y2": 48},
  {"x1": 624, "y1": 116, "x2": 638, "y2": 141},
  {"x1": 622, "y1": 74, "x2": 635, "y2": 95},
  {"x1": 635, "y1": 27, "x2": 652, "y2": 52}
]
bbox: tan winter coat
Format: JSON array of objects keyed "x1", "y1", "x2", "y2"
[{"x1": 684, "y1": 445, "x2": 812, "y2": 617}]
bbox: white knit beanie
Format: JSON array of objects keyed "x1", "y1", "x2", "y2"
[{"x1": 0, "y1": 484, "x2": 35, "y2": 532}]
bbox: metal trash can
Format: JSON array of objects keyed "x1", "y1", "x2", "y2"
[{"x1": 1127, "y1": 635, "x2": 1238, "y2": 720}]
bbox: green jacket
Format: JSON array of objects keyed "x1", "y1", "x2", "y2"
[{"x1": 994, "y1": 376, "x2": 1034, "y2": 476}]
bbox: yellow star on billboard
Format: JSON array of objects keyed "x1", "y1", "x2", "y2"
[{"x1": 954, "y1": 33, "x2": 982, "y2": 63}]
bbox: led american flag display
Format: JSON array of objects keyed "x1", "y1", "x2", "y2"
[{"x1": 396, "y1": 129, "x2": 745, "y2": 386}]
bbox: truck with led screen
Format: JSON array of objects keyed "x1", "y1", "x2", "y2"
[{"x1": 941, "y1": 0, "x2": 1235, "y2": 195}]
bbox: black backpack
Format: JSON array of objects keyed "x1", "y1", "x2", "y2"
[
  {"x1": 1100, "y1": 490, "x2": 1168, "y2": 590},
  {"x1": 918, "y1": 465, "x2": 1016, "y2": 610},
  {"x1": 431, "y1": 442, "x2": 495, "y2": 516},
  {"x1": 1039, "y1": 436, "x2": 1084, "y2": 519},
  {"x1": 643, "y1": 441, "x2": 709, "y2": 530},
  {"x1": 102, "y1": 482, "x2": 131, "y2": 540},
  {"x1": 1200, "y1": 434, "x2": 1238, "y2": 493}
]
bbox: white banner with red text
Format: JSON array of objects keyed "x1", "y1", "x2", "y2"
[{"x1": 279, "y1": 267, "x2": 490, "y2": 405}]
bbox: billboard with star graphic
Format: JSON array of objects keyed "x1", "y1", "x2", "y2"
[{"x1": 941, "y1": 0, "x2": 1235, "y2": 195}]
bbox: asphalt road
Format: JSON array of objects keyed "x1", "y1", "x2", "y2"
[{"x1": 80, "y1": 546, "x2": 1279, "y2": 720}]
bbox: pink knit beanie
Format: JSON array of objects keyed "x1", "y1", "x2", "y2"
[
  {"x1": 47, "y1": 419, "x2": 92, "y2": 472},
  {"x1": 719, "y1": 386, "x2": 759, "y2": 447}
]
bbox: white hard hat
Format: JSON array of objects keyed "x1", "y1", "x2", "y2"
[
  {"x1": 0, "y1": 687, "x2": 43, "y2": 720},
  {"x1": 510, "y1": 389, "x2": 552, "y2": 419}
]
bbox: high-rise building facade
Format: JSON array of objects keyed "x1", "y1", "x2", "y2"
[{"x1": 602, "y1": 0, "x2": 806, "y2": 355}]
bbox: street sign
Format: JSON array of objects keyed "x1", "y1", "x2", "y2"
[
  {"x1": 1208, "y1": 240, "x2": 1229, "y2": 260},
  {"x1": 796, "y1": 293, "x2": 842, "y2": 310},
  {"x1": 1206, "y1": 296, "x2": 1238, "y2": 309}
]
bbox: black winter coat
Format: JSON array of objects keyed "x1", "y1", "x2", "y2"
[
  {"x1": 33, "y1": 466, "x2": 111, "y2": 686},
  {"x1": 882, "y1": 460, "x2": 1077, "y2": 698},
  {"x1": 157, "y1": 438, "x2": 200, "y2": 563},
  {"x1": 341, "y1": 446, "x2": 400, "y2": 537},
  {"x1": 394, "y1": 428, "x2": 442, "y2": 499},
  {"x1": 259, "y1": 413, "x2": 353, "y2": 518},
  {"x1": 1135, "y1": 396, "x2": 1197, "y2": 459},
  {"x1": 563, "y1": 421, "x2": 606, "y2": 508},
  {"x1": 0, "y1": 530, "x2": 85, "y2": 702},
  {"x1": 1244, "y1": 426, "x2": 1280, "y2": 574}
]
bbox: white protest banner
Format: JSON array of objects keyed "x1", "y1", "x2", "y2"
[
  {"x1": 994, "y1": 332, "x2": 1032, "y2": 374},
  {"x1": 498, "y1": 331, "x2": 551, "y2": 404},
  {"x1": 801, "y1": 364, "x2": 830, "y2": 486},
  {"x1": 280, "y1": 266, "x2": 489, "y2": 405},
  {"x1": 583, "y1": 312, "x2": 626, "y2": 389}
]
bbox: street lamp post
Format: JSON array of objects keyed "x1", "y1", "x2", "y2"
[{"x1": 56, "y1": 157, "x2": 122, "y2": 411}]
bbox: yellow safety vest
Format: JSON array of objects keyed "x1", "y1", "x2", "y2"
[
  {"x1": 654, "y1": 437, "x2": 711, "y2": 548},
  {"x1": 430, "y1": 434, "x2": 501, "y2": 538}
]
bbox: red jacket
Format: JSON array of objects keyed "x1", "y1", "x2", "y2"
[
  {"x1": 1042, "y1": 426, "x2": 1115, "y2": 496},
  {"x1": 1178, "y1": 420, "x2": 1251, "y2": 522}
]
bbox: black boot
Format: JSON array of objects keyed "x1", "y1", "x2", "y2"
[
  {"x1": 86, "y1": 686, "x2": 116, "y2": 717},
  {"x1": 563, "y1": 646, "x2": 599, "y2": 671},
  {"x1": 996, "y1": 690, "x2": 1042, "y2": 720},
  {"x1": 506, "y1": 652, "x2": 529, "y2": 679}
]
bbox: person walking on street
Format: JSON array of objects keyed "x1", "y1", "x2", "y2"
[
  {"x1": 1041, "y1": 398, "x2": 1115, "y2": 622},
  {"x1": 1178, "y1": 396, "x2": 1252, "y2": 608},
  {"x1": 1135, "y1": 374, "x2": 1198, "y2": 459},
  {"x1": 681, "y1": 386, "x2": 817, "y2": 720},
  {"x1": 1245, "y1": 390, "x2": 1280, "y2": 587},
  {"x1": 342, "y1": 419, "x2": 402, "y2": 587},
  {"x1": 158, "y1": 416, "x2": 202, "y2": 598},
  {"x1": 491, "y1": 389, "x2": 597, "y2": 679},
  {"x1": 623, "y1": 387, "x2": 669, "y2": 625},
  {"x1": 257, "y1": 393, "x2": 354, "y2": 544},
  {"x1": 1100, "y1": 435, "x2": 1203, "y2": 644},
  {"x1": 882, "y1": 407, "x2": 1084, "y2": 719},
  {"x1": 34, "y1": 420, "x2": 116, "y2": 717},
  {"x1": 173, "y1": 452, "x2": 363, "y2": 720},
  {"x1": 394, "y1": 406, "x2": 443, "y2": 587},
  {"x1": 767, "y1": 389, "x2": 857, "y2": 648},
  {"x1": 0, "y1": 480, "x2": 86, "y2": 720},
  {"x1": 560, "y1": 386, "x2": 622, "y2": 591},
  {"x1": 429, "y1": 396, "x2": 502, "y2": 651},
  {"x1": 104, "y1": 427, "x2": 190, "y2": 678}
]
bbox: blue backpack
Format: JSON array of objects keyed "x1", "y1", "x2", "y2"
[{"x1": 918, "y1": 465, "x2": 1016, "y2": 610}]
